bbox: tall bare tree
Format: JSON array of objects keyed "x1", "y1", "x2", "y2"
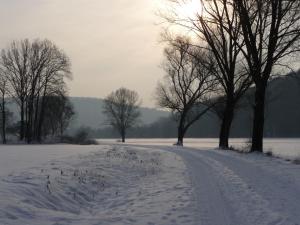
[
  {"x1": 161, "y1": 0, "x2": 252, "y2": 149},
  {"x1": 234, "y1": 0, "x2": 300, "y2": 151},
  {"x1": 192, "y1": 0, "x2": 252, "y2": 148},
  {"x1": 156, "y1": 36, "x2": 216, "y2": 145},
  {"x1": 103, "y1": 88, "x2": 141, "y2": 143},
  {"x1": 25, "y1": 40, "x2": 71, "y2": 143},
  {"x1": 1, "y1": 39, "x2": 71, "y2": 143},
  {"x1": 1, "y1": 40, "x2": 30, "y2": 140}
]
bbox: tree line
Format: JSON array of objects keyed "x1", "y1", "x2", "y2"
[
  {"x1": 156, "y1": 0, "x2": 300, "y2": 152},
  {"x1": 0, "y1": 39, "x2": 74, "y2": 144},
  {"x1": 2, "y1": 0, "x2": 300, "y2": 150}
]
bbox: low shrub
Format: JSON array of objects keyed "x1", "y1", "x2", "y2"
[
  {"x1": 62, "y1": 128, "x2": 98, "y2": 145},
  {"x1": 264, "y1": 151, "x2": 273, "y2": 157}
]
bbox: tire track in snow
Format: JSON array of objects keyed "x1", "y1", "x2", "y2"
[
  {"x1": 173, "y1": 149, "x2": 292, "y2": 225},
  {"x1": 198, "y1": 150, "x2": 300, "y2": 225},
  {"x1": 173, "y1": 149, "x2": 240, "y2": 225}
]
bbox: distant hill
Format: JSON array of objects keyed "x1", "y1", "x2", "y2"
[
  {"x1": 183, "y1": 74, "x2": 300, "y2": 138},
  {"x1": 94, "y1": 73, "x2": 300, "y2": 138},
  {"x1": 176, "y1": 73, "x2": 300, "y2": 138},
  {"x1": 69, "y1": 97, "x2": 169, "y2": 129},
  {"x1": 225, "y1": 73, "x2": 300, "y2": 137},
  {"x1": 6, "y1": 73, "x2": 300, "y2": 138}
]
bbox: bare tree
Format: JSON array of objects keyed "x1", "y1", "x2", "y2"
[
  {"x1": 1, "y1": 40, "x2": 30, "y2": 141},
  {"x1": 234, "y1": 0, "x2": 300, "y2": 151},
  {"x1": 103, "y1": 88, "x2": 141, "y2": 143},
  {"x1": 198, "y1": 0, "x2": 252, "y2": 149},
  {"x1": 156, "y1": 36, "x2": 216, "y2": 146},
  {"x1": 26, "y1": 39, "x2": 71, "y2": 143},
  {"x1": 160, "y1": 0, "x2": 252, "y2": 149},
  {"x1": 32, "y1": 40, "x2": 71, "y2": 142},
  {"x1": 1, "y1": 39, "x2": 71, "y2": 143}
]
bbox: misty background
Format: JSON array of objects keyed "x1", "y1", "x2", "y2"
[
  {"x1": 1, "y1": 0, "x2": 300, "y2": 141},
  {"x1": 0, "y1": 0, "x2": 164, "y2": 107},
  {"x1": 6, "y1": 72, "x2": 299, "y2": 139},
  {"x1": 71, "y1": 73, "x2": 300, "y2": 138}
]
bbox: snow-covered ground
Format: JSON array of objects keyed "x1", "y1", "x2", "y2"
[
  {"x1": 163, "y1": 146, "x2": 300, "y2": 225},
  {"x1": 0, "y1": 140, "x2": 299, "y2": 225},
  {"x1": 0, "y1": 145, "x2": 100, "y2": 176},
  {"x1": 0, "y1": 144, "x2": 194, "y2": 225},
  {"x1": 98, "y1": 138, "x2": 300, "y2": 160}
]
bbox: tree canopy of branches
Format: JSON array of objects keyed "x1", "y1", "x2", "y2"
[
  {"x1": 42, "y1": 95, "x2": 75, "y2": 139},
  {"x1": 161, "y1": 0, "x2": 252, "y2": 149},
  {"x1": 103, "y1": 87, "x2": 141, "y2": 143},
  {"x1": 0, "y1": 39, "x2": 72, "y2": 143},
  {"x1": 198, "y1": 0, "x2": 252, "y2": 149},
  {"x1": 156, "y1": 36, "x2": 216, "y2": 146},
  {"x1": 160, "y1": 0, "x2": 300, "y2": 151},
  {"x1": 234, "y1": 0, "x2": 300, "y2": 151}
]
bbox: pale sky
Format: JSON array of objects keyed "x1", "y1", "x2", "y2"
[{"x1": 0, "y1": 0, "x2": 167, "y2": 107}]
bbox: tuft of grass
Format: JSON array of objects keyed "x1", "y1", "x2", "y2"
[
  {"x1": 61, "y1": 128, "x2": 98, "y2": 145},
  {"x1": 292, "y1": 155, "x2": 300, "y2": 165},
  {"x1": 224, "y1": 144, "x2": 251, "y2": 154},
  {"x1": 264, "y1": 151, "x2": 273, "y2": 157},
  {"x1": 228, "y1": 145, "x2": 235, "y2": 151}
]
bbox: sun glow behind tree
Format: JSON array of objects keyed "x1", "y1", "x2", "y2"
[
  {"x1": 155, "y1": 0, "x2": 203, "y2": 38},
  {"x1": 178, "y1": 0, "x2": 203, "y2": 19}
]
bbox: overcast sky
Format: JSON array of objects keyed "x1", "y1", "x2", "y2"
[{"x1": 0, "y1": 0, "x2": 166, "y2": 107}]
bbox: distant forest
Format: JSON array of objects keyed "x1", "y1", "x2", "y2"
[
  {"x1": 4, "y1": 71, "x2": 300, "y2": 139},
  {"x1": 91, "y1": 73, "x2": 300, "y2": 139}
]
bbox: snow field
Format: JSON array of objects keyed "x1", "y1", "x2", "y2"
[
  {"x1": 0, "y1": 144, "x2": 101, "y2": 176},
  {"x1": 98, "y1": 138, "x2": 300, "y2": 161},
  {"x1": 0, "y1": 145, "x2": 194, "y2": 225},
  {"x1": 1, "y1": 141, "x2": 299, "y2": 225}
]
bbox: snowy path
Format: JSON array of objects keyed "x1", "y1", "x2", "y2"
[
  {"x1": 0, "y1": 143, "x2": 299, "y2": 225},
  {"x1": 98, "y1": 141, "x2": 300, "y2": 225},
  {"x1": 167, "y1": 147, "x2": 300, "y2": 225}
]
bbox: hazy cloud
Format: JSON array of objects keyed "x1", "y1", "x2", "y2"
[{"x1": 0, "y1": 0, "x2": 165, "y2": 107}]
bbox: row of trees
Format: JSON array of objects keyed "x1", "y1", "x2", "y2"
[
  {"x1": 0, "y1": 39, "x2": 74, "y2": 143},
  {"x1": 158, "y1": 0, "x2": 300, "y2": 151}
]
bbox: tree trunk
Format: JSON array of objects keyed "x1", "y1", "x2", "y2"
[
  {"x1": 20, "y1": 101, "x2": 25, "y2": 141},
  {"x1": 1, "y1": 94, "x2": 6, "y2": 144},
  {"x1": 177, "y1": 117, "x2": 185, "y2": 146},
  {"x1": 37, "y1": 84, "x2": 48, "y2": 143},
  {"x1": 26, "y1": 75, "x2": 39, "y2": 143},
  {"x1": 251, "y1": 83, "x2": 267, "y2": 152},
  {"x1": 37, "y1": 96, "x2": 46, "y2": 143},
  {"x1": 33, "y1": 96, "x2": 40, "y2": 141},
  {"x1": 177, "y1": 128, "x2": 184, "y2": 146},
  {"x1": 219, "y1": 101, "x2": 235, "y2": 149},
  {"x1": 121, "y1": 129, "x2": 125, "y2": 143},
  {"x1": 26, "y1": 98, "x2": 33, "y2": 144},
  {"x1": 60, "y1": 121, "x2": 64, "y2": 142}
]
